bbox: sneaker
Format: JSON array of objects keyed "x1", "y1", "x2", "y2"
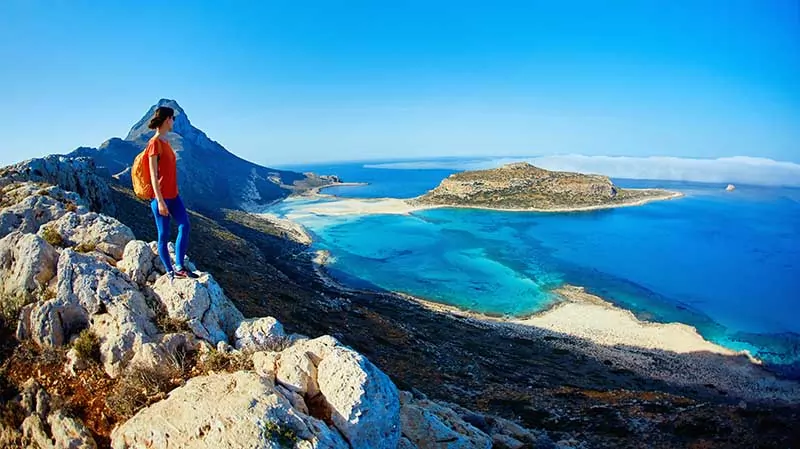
[{"x1": 174, "y1": 268, "x2": 199, "y2": 279}]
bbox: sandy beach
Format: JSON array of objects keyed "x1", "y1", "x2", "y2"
[
  {"x1": 284, "y1": 188, "x2": 683, "y2": 218},
  {"x1": 309, "y1": 250, "x2": 800, "y2": 403}
]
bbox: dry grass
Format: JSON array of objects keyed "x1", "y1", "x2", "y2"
[
  {"x1": 155, "y1": 316, "x2": 191, "y2": 334},
  {"x1": 106, "y1": 364, "x2": 181, "y2": 420},
  {"x1": 199, "y1": 348, "x2": 254, "y2": 374}
]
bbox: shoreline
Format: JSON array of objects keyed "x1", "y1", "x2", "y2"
[
  {"x1": 309, "y1": 249, "x2": 800, "y2": 403},
  {"x1": 304, "y1": 181, "x2": 370, "y2": 197},
  {"x1": 284, "y1": 188, "x2": 684, "y2": 217}
]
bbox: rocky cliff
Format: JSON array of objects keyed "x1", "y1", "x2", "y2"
[
  {"x1": 66, "y1": 99, "x2": 336, "y2": 213},
  {"x1": 0, "y1": 158, "x2": 548, "y2": 449},
  {"x1": 411, "y1": 162, "x2": 679, "y2": 211}
]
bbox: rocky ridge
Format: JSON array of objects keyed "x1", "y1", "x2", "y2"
[
  {"x1": 0, "y1": 159, "x2": 554, "y2": 449},
  {"x1": 410, "y1": 162, "x2": 679, "y2": 211}
]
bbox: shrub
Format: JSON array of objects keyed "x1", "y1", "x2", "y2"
[
  {"x1": 37, "y1": 189, "x2": 49, "y2": 196},
  {"x1": 72, "y1": 329, "x2": 100, "y2": 362},
  {"x1": 65, "y1": 202, "x2": 78, "y2": 212},
  {"x1": 73, "y1": 242, "x2": 97, "y2": 253},
  {"x1": 265, "y1": 421, "x2": 299, "y2": 447},
  {"x1": 41, "y1": 227, "x2": 64, "y2": 247},
  {"x1": 155, "y1": 316, "x2": 191, "y2": 334},
  {"x1": 200, "y1": 348, "x2": 253, "y2": 374},
  {"x1": 106, "y1": 364, "x2": 179, "y2": 420}
]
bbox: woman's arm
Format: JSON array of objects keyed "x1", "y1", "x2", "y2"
[{"x1": 149, "y1": 154, "x2": 169, "y2": 216}]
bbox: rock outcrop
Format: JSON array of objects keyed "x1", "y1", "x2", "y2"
[
  {"x1": 0, "y1": 156, "x2": 115, "y2": 215},
  {"x1": 411, "y1": 162, "x2": 679, "y2": 211}
]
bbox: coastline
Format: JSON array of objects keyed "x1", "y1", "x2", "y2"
[
  {"x1": 310, "y1": 249, "x2": 800, "y2": 403},
  {"x1": 304, "y1": 181, "x2": 370, "y2": 197},
  {"x1": 284, "y1": 187, "x2": 684, "y2": 217}
]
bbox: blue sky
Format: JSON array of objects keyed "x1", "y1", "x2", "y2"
[{"x1": 0, "y1": 0, "x2": 798, "y2": 167}]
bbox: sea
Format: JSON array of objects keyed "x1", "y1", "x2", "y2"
[{"x1": 271, "y1": 159, "x2": 800, "y2": 375}]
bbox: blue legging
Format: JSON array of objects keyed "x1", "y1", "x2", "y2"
[{"x1": 151, "y1": 196, "x2": 190, "y2": 273}]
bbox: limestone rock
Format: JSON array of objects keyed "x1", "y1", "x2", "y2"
[
  {"x1": 64, "y1": 348, "x2": 88, "y2": 377},
  {"x1": 128, "y1": 342, "x2": 169, "y2": 371},
  {"x1": 117, "y1": 240, "x2": 156, "y2": 286},
  {"x1": 235, "y1": 316, "x2": 287, "y2": 352},
  {"x1": 317, "y1": 346, "x2": 401, "y2": 449},
  {"x1": 252, "y1": 351, "x2": 280, "y2": 380},
  {"x1": 152, "y1": 272, "x2": 244, "y2": 345},
  {"x1": 16, "y1": 250, "x2": 157, "y2": 377},
  {"x1": 276, "y1": 383, "x2": 310, "y2": 415},
  {"x1": 399, "y1": 396, "x2": 492, "y2": 449},
  {"x1": 47, "y1": 409, "x2": 98, "y2": 449},
  {"x1": 272, "y1": 335, "x2": 339, "y2": 396},
  {"x1": 0, "y1": 232, "x2": 58, "y2": 315},
  {"x1": 0, "y1": 183, "x2": 88, "y2": 239},
  {"x1": 44, "y1": 211, "x2": 134, "y2": 260},
  {"x1": 111, "y1": 371, "x2": 348, "y2": 449},
  {"x1": 1, "y1": 155, "x2": 115, "y2": 215},
  {"x1": 276, "y1": 344, "x2": 319, "y2": 396}
]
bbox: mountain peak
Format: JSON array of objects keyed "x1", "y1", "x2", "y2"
[{"x1": 125, "y1": 99, "x2": 193, "y2": 142}]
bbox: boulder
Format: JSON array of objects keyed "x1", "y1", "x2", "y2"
[
  {"x1": 117, "y1": 240, "x2": 156, "y2": 286},
  {"x1": 317, "y1": 346, "x2": 401, "y2": 449},
  {"x1": 111, "y1": 372, "x2": 348, "y2": 449},
  {"x1": 16, "y1": 250, "x2": 157, "y2": 377},
  {"x1": 399, "y1": 394, "x2": 492, "y2": 449},
  {"x1": 276, "y1": 344, "x2": 319, "y2": 396},
  {"x1": 43, "y1": 211, "x2": 134, "y2": 260},
  {"x1": 0, "y1": 232, "x2": 58, "y2": 315},
  {"x1": 234, "y1": 316, "x2": 287, "y2": 352},
  {"x1": 252, "y1": 351, "x2": 280, "y2": 380},
  {"x1": 272, "y1": 335, "x2": 339, "y2": 396},
  {"x1": 64, "y1": 347, "x2": 89, "y2": 377},
  {"x1": 152, "y1": 272, "x2": 244, "y2": 345}
]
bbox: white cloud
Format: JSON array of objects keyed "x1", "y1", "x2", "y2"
[{"x1": 365, "y1": 155, "x2": 800, "y2": 187}]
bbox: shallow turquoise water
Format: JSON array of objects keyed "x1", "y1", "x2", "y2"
[{"x1": 273, "y1": 162, "x2": 800, "y2": 373}]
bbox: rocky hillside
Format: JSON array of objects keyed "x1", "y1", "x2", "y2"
[
  {"x1": 0, "y1": 159, "x2": 548, "y2": 449},
  {"x1": 66, "y1": 99, "x2": 337, "y2": 213},
  {"x1": 411, "y1": 162, "x2": 678, "y2": 211}
]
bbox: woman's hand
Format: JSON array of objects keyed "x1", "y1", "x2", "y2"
[{"x1": 157, "y1": 200, "x2": 169, "y2": 217}]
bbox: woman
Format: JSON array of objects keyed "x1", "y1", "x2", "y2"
[{"x1": 146, "y1": 106, "x2": 198, "y2": 280}]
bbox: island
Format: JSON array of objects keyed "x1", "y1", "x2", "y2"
[{"x1": 408, "y1": 162, "x2": 682, "y2": 212}]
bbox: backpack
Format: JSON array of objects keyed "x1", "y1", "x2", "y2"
[{"x1": 131, "y1": 141, "x2": 157, "y2": 200}]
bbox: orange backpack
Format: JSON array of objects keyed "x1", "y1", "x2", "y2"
[{"x1": 131, "y1": 142, "x2": 156, "y2": 200}]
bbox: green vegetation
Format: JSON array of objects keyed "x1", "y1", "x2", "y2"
[
  {"x1": 264, "y1": 421, "x2": 299, "y2": 447},
  {"x1": 40, "y1": 227, "x2": 64, "y2": 247},
  {"x1": 73, "y1": 242, "x2": 97, "y2": 253},
  {"x1": 72, "y1": 329, "x2": 100, "y2": 362}
]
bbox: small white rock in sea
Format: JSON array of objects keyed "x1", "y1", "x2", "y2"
[{"x1": 725, "y1": 184, "x2": 736, "y2": 191}]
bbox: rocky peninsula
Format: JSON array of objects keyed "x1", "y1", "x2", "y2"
[{"x1": 409, "y1": 162, "x2": 681, "y2": 212}]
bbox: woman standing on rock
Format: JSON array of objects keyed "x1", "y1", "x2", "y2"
[{"x1": 145, "y1": 106, "x2": 198, "y2": 280}]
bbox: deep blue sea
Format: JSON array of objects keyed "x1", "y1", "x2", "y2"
[{"x1": 275, "y1": 160, "x2": 800, "y2": 372}]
